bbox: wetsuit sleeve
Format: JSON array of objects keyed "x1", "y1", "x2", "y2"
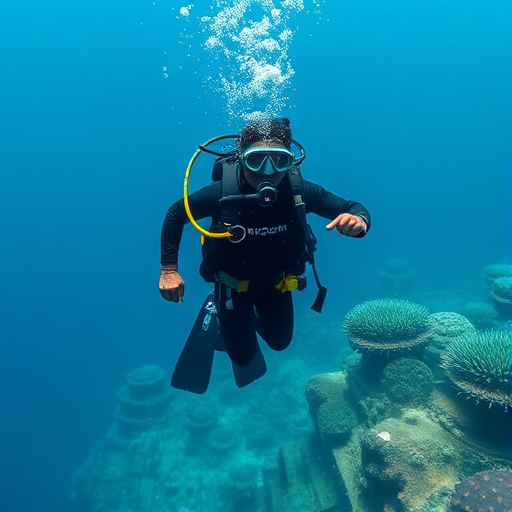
[
  {"x1": 302, "y1": 180, "x2": 371, "y2": 237},
  {"x1": 160, "y1": 182, "x2": 222, "y2": 266}
]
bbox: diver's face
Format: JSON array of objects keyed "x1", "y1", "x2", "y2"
[{"x1": 242, "y1": 140, "x2": 290, "y2": 190}]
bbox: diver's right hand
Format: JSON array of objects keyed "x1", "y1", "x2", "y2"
[{"x1": 159, "y1": 265, "x2": 185, "y2": 302}]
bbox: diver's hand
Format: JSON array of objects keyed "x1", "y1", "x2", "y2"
[
  {"x1": 326, "y1": 213, "x2": 367, "y2": 237},
  {"x1": 159, "y1": 265, "x2": 185, "y2": 302}
]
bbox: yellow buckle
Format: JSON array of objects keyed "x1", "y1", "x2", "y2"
[{"x1": 275, "y1": 274, "x2": 299, "y2": 293}]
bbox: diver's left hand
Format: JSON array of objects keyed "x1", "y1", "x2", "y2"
[{"x1": 326, "y1": 213, "x2": 367, "y2": 237}]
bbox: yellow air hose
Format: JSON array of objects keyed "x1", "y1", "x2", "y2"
[{"x1": 183, "y1": 134, "x2": 238, "y2": 239}]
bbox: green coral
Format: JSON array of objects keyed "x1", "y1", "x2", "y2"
[
  {"x1": 343, "y1": 299, "x2": 431, "y2": 353},
  {"x1": 483, "y1": 264, "x2": 512, "y2": 281},
  {"x1": 316, "y1": 400, "x2": 357, "y2": 445},
  {"x1": 461, "y1": 302, "x2": 499, "y2": 329},
  {"x1": 440, "y1": 329, "x2": 512, "y2": 407},
  {"x1": 428, "y1": 312, "x2": 476, "y2": 348},
  {"x1": 381, "y1": 358, "x2": 434, "y2": 406},
  {"x1": 492, "y1": 277, "x2": 512, "y2": 303}
]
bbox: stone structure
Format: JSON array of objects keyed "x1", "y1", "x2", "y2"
[{"x1": 264, "y1": 326, "x2": 512, "y2": 512}]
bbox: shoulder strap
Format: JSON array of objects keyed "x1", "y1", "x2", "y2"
[
  {"x1": 287, "y1": 167, "x2": 317, "y2": 264},
  {"x1": 287, "y1": 166, "x2": 327, "y2": 313},
  {"x1": 220, "y1": 161, "x2": 242, "y2": 228}
]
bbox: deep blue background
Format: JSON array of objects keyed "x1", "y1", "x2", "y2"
[{"x1": 1, "y1": 1, "x2": 511, "y2": 511}]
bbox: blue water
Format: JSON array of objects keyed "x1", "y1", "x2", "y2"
[{"x1": 1, "y1": 1, "x2": 511, "y2": 511}]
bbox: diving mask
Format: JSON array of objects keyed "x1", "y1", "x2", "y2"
[{"x1": 242, "y1": 146, "x2": 295, "y2": 175}]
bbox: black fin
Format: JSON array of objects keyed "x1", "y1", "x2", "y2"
[
  {"x1": 232, "y1": 343, "x2": 267, "y2": 388},
  {"x1": 171, "y1": 294, "x2": 218, "y2": 394}
]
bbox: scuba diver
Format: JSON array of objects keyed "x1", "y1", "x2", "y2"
[{"x1": 160, "y1": 117, "x2": 371, "y2": 393}]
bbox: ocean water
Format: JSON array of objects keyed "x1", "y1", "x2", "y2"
[{"x1": 0, "y1": 1, "x2": 511, "y2": 511}]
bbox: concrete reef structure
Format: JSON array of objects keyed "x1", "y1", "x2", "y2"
[
  {"x1": 72, "y1": 279, "x2": 512, "y2": 512},
  {"x1": 265, "y1": 301, "x2": 512, "y2": 511},
  {"x1": 71, "y1": 357, "x2": 315, "y2": 512},
  {"x1": 115, "y1": 365, "x2": 171, "y2": 435}
]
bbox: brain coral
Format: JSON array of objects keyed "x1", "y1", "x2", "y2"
[
  {"x1": 428, "y1": 312, "x2": 476, "y2": 348},
  {"x1": 343, "y1": 299, "x2": 431, "y2": 353},
  {"x1": 317, "y1": 400, "x2": 357, "y2": 446},
  {"x1": 440, "y1": 329, "x2": 512, "y2": 407},
  {"x1": 381, "y1": 358, "x2": 434, "y2": 406},
  {"x1": 449, "y1": 469, "x2": 512, "y2": 512}
]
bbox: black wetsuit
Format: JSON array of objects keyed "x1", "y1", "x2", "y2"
[{"x1": 161, "y1": 175, "x2": 371, "y2": 366}]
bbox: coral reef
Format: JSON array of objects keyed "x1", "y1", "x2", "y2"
[
  {"x1": 428, "y1": 312, "x2": 476, "y2": 348},
  {"x1": 449, "y1": 469, "x2": 512, "y2": 512},
  {"x1": 343, "y1": 299, "x2": 431, "y2": 353},
  {"x1": 72, "y1": 354, "x2": 322, "y2": 512},
  {"x1": 461, "y1": 301, "x2": 501, "y2": 329},
  {"x1": 316, "y1": 400, "x2": 357, "y2": 446},
  {"x1": 440, "y1": 329, "x2": 512, "y2": 407},
  {"x1": 361, "y1": 409, "x2": 477, "y2": 512},
  {"x1": 483, "y1": 264, "x2": 512, "y2": 284},
  {"x1": 492, "y1": 276, "x2": 512, "y2": 303},
  {"x1": 305, "y1": 372, "x2": 347, "y2": 421},
  {"x1": 380, "y1": 358, "x2": 433, "y2": 406}
]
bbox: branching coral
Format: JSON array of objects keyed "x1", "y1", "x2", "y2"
[
  {"x1": 343, "y1": 299, "x2": 431, "y2": 353},
  {"x1": 440, "y1": 329, "x2": 512, "y2": 407}
]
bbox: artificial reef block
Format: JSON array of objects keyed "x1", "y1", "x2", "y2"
[
  {"x1": 115, "y1": 365, "x2": 171, "y2": 434},
  {"x1": 440, "y1": 329, "x2": 512, "y2": 407},
  {"x1": 344, "y1": 299, "x2": 431, "y2": 353}
]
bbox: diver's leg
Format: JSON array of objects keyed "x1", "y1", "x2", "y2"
[
  {"x1": 254, "y1": 289, "x2": 294, "y2": 351},
  {"x1": 216, "y1": 282, "x2": 259, "y2": 366}
]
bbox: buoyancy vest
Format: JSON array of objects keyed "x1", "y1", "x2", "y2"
[{"x1": 200, "y1": 157, "x2": 327, "y2": 312}]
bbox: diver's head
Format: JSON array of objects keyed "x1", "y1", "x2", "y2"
[{"x1": 239, "y1": 117, "x2": 295, "y2": 189}]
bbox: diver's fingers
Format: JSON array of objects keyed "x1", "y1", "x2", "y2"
[
  {"x1": 160, "y1": 288, "x2": 172, "y2": 301},
  {"x1": 326, "y1": 213, "x2": 345, "y2": 230}
]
